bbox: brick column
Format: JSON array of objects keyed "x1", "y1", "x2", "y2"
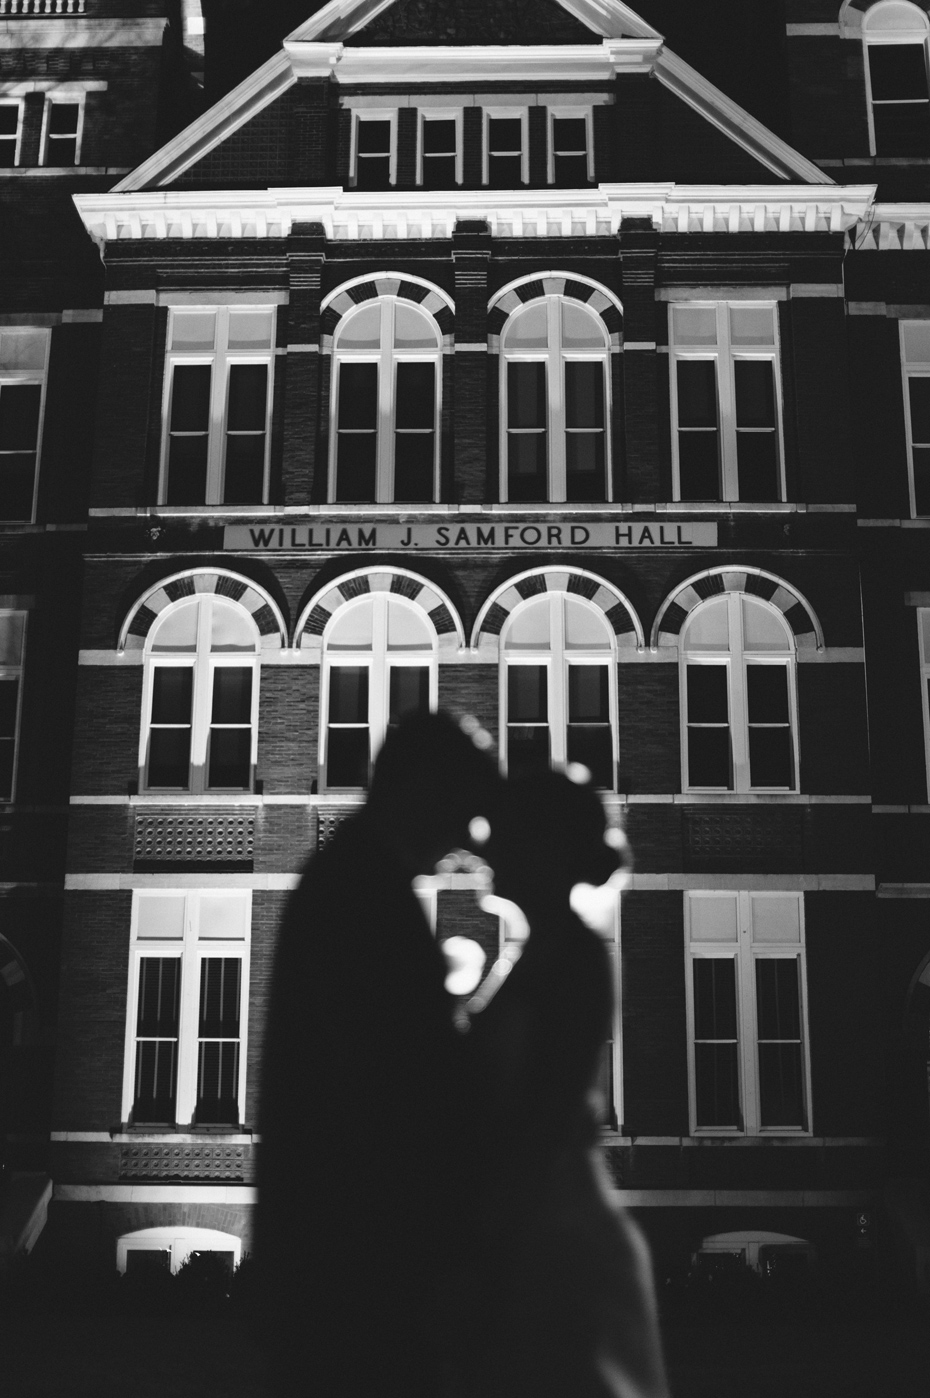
[
  {"x1": 289, "y1": 78, "x2": 336, "y2": 184},
  {"x1": 283, "y1": 223, "x2": 326, "y2": 506},
  {"x1": 397, "y1": 107, "x2": 418, "y2": 188},
  {"x1": 619, "y1": 217, "x2": 661, "y2": 503},
  {"x1": 452, "y1": 220, "x2": 491, "y2": 503},
  {"x1": 528, "y1": 106, "x2": 547, "y2": 186}
]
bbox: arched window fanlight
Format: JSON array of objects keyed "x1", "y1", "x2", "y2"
[
  {"x1": 862, "y1": 1, "x2": 930, "y2": 155},
  {"x1": 141, "y1": 596, "x2": 260, "y2": 793},
  {"x1": 501, "y1": 297, "x2": 610, "y2": 504},
  {"x1": 331, "y1": 297, "x2": 441, "y2": 505}
]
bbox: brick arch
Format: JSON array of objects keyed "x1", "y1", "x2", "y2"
[
  {"x1": 651, "y1": 567, "x2": 824, "y2": 652},
  {"x1": 320, "y1": 273, "x2": 454, "y2": 345},
  {"x1": 295, "y1": 566, "x2": 465, "y2": 654},
  {"x1": 471, "y1": 566, "x2": 643, "y2": 654},
  {"x1": 119, "y1": 568, "x2": 287, "y2": 652},
  {"x1": 488, "y1": 272, "x2": 623, "y2": 347}
]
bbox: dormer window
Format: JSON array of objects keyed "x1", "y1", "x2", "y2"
[
  {"x1": 863, "y1": 1, "x2": 930, "y2": 155},
  {"x1": 0, "y1": 102, "x2": 21, "y2": 167},
  {"x1": 485, "y1": 110, "x2": 527, "y2": 187},
  {"x1": 419, "y1": 112, "x2": 460, "y2": 188},
  {"x1": 549, "y1": 110, "x2": 592, "y2": 185},
  {"x1": 352, "y1": 112, "x2": 395, "y2": 189},
  {"x1": 41, "y1": 100, "x2": 81, "y2": 166}
]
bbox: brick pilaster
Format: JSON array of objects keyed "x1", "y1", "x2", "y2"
[
  {"x1": 283, "y1": 223, "x2": 326, "y2": 506},
  {"x1": 619, "y1": 218, "x2": 661, "y2": 503},
  {"x1": 289, "y1": 78, "x2": 335, "y2": 184},
  {"x1": 452, "y1": 220, "x2": 491, "y2": 502}
]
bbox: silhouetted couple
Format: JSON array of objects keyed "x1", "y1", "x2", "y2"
[{"x1": 258, "y1": 711, "x2": 669, "y2": 1398}]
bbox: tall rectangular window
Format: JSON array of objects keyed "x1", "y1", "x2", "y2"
[
  {"x1": 901, "y1": 321, "x2": 930, "y2": 516},
  {"x1": 420, "y1": 113, "x2": 459, "y2": 187},
  {"x1": 919, "y1": 609, "x2": 930, "y2": 801},
  {"x1": 670, "y1": 302, "x2": 782, "y2": 503},
  {"x1": 326, "y1": 666, "x2": 370, "y2": 789},
  {"x1": 124, "y1": 891, "x2": 250, "y2": 1127},
  {"x1": 506, "y1": 664, "x2": 550, "y2": 777},
  {"x1": 353, "y1": 114, "x2": 395, "y2": 189},
  {"x1": 0, "y1": 102, "x2": 22, "y2": 167},
  {"x1": 867, "y1": 42, "x2": 930, "y2": 155},
  {"x1": 162, "y1": 306, "x2": 275, "y2": 506},
  {"x1": 686, "y1": 891, "x2": 810, "y2": 1136},
  {"x1": 486, "y1": 111, "x2": 526, "y2": 187},
  {"x1": 507, "y1": 362, "x2": 548, "y2": 502},
  {"x1": 0, "y1": 327, "x2": 49, "y2": 523},
  {"x1": 0, "y1": 611, "x2": 26, "y2": 802},
  {"x1": 549, "y1": 111, "x2": 591, "y2": 185},
  {"x1": 42, "y1": 100, "x2": 81, "y2": 166}
]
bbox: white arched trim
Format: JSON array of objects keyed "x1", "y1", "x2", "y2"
[
  {"x1": 119, "y1": 568, "x2": 287, "y2": 653},
  {"x1": 842, "y1": 0, "x2": 930, "y2": 38},
  {"x1": 471, "y1": 566, "x2": 643, "y2": 655},
  {"x1": 651, "y1": 567, "x2": 824, "y2": 653},
  {"x1": 321, "y1": 273, "x2": 454, "y2": 352},
  {"x1": 116, "y1": 1226, "x2": 242, "y2": 1275},
  {"x1": 295, "y1": 566, "x2": 465, "y2": 654},
  {"x1": 488, "y1": 272, "x2": 623, "y2": 352}
]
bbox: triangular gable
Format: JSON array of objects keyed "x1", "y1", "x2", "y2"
[
  {"x1": 112, "y1": 0, "x2": 830, "y2": 193},
  {"x1": 343, "y1": 0, "x2": 601, "y2": 47}
]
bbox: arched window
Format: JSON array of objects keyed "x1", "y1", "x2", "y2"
[
  {"x1": 501, "y1": 297, "x2": 610, "y2": 504},
  {"x1": 331, "y1": 297, "x2": 441, "y2": 504},
  {"x1": 321, "y1": 592, "x2": 437, "y2": 790},
  {"x1": 141, "y1": 596, "x2": 260, "y2": 793},
  {"x1": 681, "y1": 592, "x2": 798, "y2": 793},
  {"x1": 501, "y1": 590, "x2": 616, "y2": 789},
  {"x1": 863, "y1": 1, "x2": 930, "y2": 155},
  {"x1": 117, "y1": 1226, "x2": 242, "y2": 1275}
]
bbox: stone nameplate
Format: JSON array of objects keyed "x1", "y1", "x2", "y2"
[{"x1": 225, "y1": 520, "x2": 718, "y2": 552}]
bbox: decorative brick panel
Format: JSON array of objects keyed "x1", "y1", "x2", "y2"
[
  {"x1": 119, "y1": 1142, "x2": 251, "y2": 1183},
  {"x1": 316, "y1": 806, "x2": 355, "y2": 850},
  {"x1": 133, "y1": 812, "x2": 255, "y2": 871},
  {"x1": 682, "y1": 807, "x2": 804, "y2": 872}
]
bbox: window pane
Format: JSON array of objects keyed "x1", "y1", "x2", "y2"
[
  {"x1": 133, "y1": 1040, "x2": 178, "y2": 1121},
  {"x1": 227, "y1": 309, "x2": 274, "y2": 350},
  {"x1": 756, "y1": 958, "x2": 801, "y2": 1039},
  {"x1": 566, "y1": 436, "x2": 605, "y2": 502},
  {"x1": 208, "y1": 729, "x2": 251, "y2": 788},
  {"x1": 729, "y1": 306, "x2": 775, "y2": 346},
  {"x1": 48, "y1": 102, "x2": 79, "y2": 135},
  {"x1": 0, "y1": 455, "x2": 36, "y2": 521},
  {"x1": 137, "y1": 958, "x2": 180, "y2": 1036},
  {"x1": 565, "y1": 361, "x2": 604, "y2": 428},
  {"x1": 224, "y1": 437, "x2": 265, "y2": 504},
  {"x1": 357, "y1": 120, "x2": 391, "y2": 153},
  {"x1": 423, "y1": 118, "x2": 455, "y2": 154},
  {"x1": 336, "y1": 362, "x2": 378, "y2": 502},
  {"x1": 508, "y1": 436, "x2": 547, "y2": 502},
  {"x1": 152, "y1": 668, "x2": 193, "y2": 725},
  {"x1": 211, "y1": 667, "x2": 251, "y2": 724},
  {"x1": 0, "y1": 384, "x2": 40, "y2": 451},
  {"x1": 152, "y1": 602, "x2": 198, "y2": 652},
  {"x1": 504, "y1": 303, "x2": 548, "y2": 350},
  {"x1": 0, "y1": 614, "x2": 25, "y2": 666},
  {"x1": 166, "y1": 437, "x2": 208, "y2": 506},
  {"x1": 915, "y1": 447, "x2": 930, "y2": 514},
  {"x1": 389, "y1": 667, "x2": 429, "y2": 725},
  {"x1": 566, "y1": 725, "x2": 613, "y2": 789},
  {"x1": 210, "y1": 604, "x2": 256, "y2": 653},
  {"x1": 356, "y1": 120, "x2": 391, "y2": 188},
  {"x1": 747, "y1": 665, "x2": 789, "y2": 724},
  {"x1": 0, "y1": 106, "x2": 17, "y2": 136},
  {"x1": 336, "y1": 434, "x2": 377, "y2": 503},
  {"x1": 869, "y1": 43, "x2": 929, "y2": 101},
  {"x1": 199, "y1": 893, "x2": 249, "y2": 940},
  {"x1": 488, "y1": 118, "x2": 523, "y2": 186},
  {"x1": 678, "y1": 434, "x2": 720, "y2": 500},
  {"x1": 0, "y1": 678, "x2": 17, "y2": 798},
  {"x1": 690, "y1": 895, "x2": 739, "y2": 943},
  {"x1": 422, "y1": 119, "x2": 456, "y2": 188},
  {"x1": 693, "y1": 958, "x2": 737, "y2": 1039},
  {"x1": 226, "y1": 364, "x2": 266, "y2": 432},
  {"x1": 677, "y1": 360, "x2": 718, "y2": 427},
  {"x1": 148, "y1": 730, "x2": 191, "y2": 788},
  {"x1": 552, "y1": 116, "x2": 587, "y2": 185},
  {"x1": 909, "y1": 376, "x2": 930, "y2": 442},
  {"x1": 0, "y1": 330, "x2": 46, "y2": 372},
  {"x1": 508, "y1": 361, "x2": 546, "y2": 428},
  {"x1": 395, "y1": 359, "x2": 436, "y2": 499},
  {"x1": 508, "y1": 726, "x2": 550, "y2": 777},
  {"x1": 567, "y1": 665, "x2": 612, "y2": 787},
  {"x1": 329, "y1": 666, "x2": 368, "y2": 723},
  {"x1": 737, "y1": 433, "x2": 779, "y2": 502},
  {"x1": 873, "y1": 95, "x2": 930, "y2": 156},
  {"x1": 568, "y1": 664, "x2": 608, "y2": 721},
  {"x1": 688, "y1": 728, "x2": 731, "y2": 787},
  {"x1": 338, "y1": 304, "x2": 381, "y2": 350},
  {"x1": 394, "y1": 438, "x2": 434, "y2": 502},
  {"x1": 327, "y1": 729, "x2": 369, "y2": 788},
  {"x1": 694, "y1": 1042, "x2": 740, "y2": 1127},
  {"x1": 170, "y1": 365, "x2": 211, "y2": 431},
  {"x1": 170, "y1": 313, "x2": 216, "y2": 352},
  {"x1": 756, "y1": 959, "x2": 804, "y2": 1127},
  {"x1": 735, "y1": 361, "x2": 775, "y2": 427},
  {"x1": 509, "y1": 665, "x2": 547, "y2": 722},
  {"x1": 199, "y1": 958, "x2": 240, "y2": 1037},
  {"x1": 904, "y1": 323, "x2": 930, "y2": 363},
  {"x1": 672, "y1": 306, "x2": 717, "y2": 346},
  {"x1": 394, "y1": 304, "x2": 438, "y2": 350},
  {"x1": 561, "y1": 301, "x2": 605, "y2": 349},
  {"x1": 337, "y1": 362, "x2": 377, "y2": 431},
  {"x1": 758, "y1": 1043, "x2": 804, "y2": 1127},
  {"x1": 748, "y1": 727, "x2": 792, "y2": 788},
  {"x1": 197, "y1": 1043, "x2": 241, "y2": 1123},
  {"x1": 687, "y1": 665, "x2": 729, "y2": 722},
  {"x1": 125, "y1": 1250, "x2": 171, "y2": 1276},
  {"x1": 395, "y1": 362, "x2": 434, "y2": 430}
]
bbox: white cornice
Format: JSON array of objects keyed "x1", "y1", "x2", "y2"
[
  {"x1": 287, "y1": 0, "x2": 662, "y2": 42},
  {"x1": 653, "y1": 50, "x2": 833, "y2": 185},
  {"x1": 74, "y1": 184, "x2": 876, "y2": 247},
  {"x1": 853, "y1": 203, "x2": 930, "y2": 250},
  {"x1": 0, "y1": 17, "x2": 167, "y2": 48},
  {"x1": 284, "y1": 39, "x2": 661, "y2": 84}
]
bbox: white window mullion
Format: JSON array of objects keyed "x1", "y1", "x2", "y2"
[
  {"x1": 728, "y1": 594, "x2": 749, "y2": 789},
  {"x1": 377, "y1": 302, "x2": 395, "y2": 502},
  {"x1": 173, "y1": 897, "x2": 199, "y2": 1125},
  {"x1": 208, "y1": 310, "x2": 230, "y2": 501},
  {"x1": 548, "y1": 297, "x2": 565, "y2": 501},
  {"x1": 717, "y1": 307, "x2": 738, "y2": 499},
  {"x1": 189, "y1": 599, "x2": 213, "y2": 793},
  {"x1": 370, "y1": 595, "x2": 389, "y2": 757},
  {"x1": 738, "y1": 892, "x2": 759, "y2": 1133},
  {"x1": 550, "y1": 593, "x2": 567, "y2": 765}
]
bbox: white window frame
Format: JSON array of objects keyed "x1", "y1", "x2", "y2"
[
  {"x1": 117, "y1": 1226, "x2": 242, "y2": 1275},
  {"x1": 483, "y1": 106, "x2": 529, "y2": 186},
  {"x1": 39, "y1": 93, "x2": 85, "y2": 167},
  {"x1": 159, "y1": 305, "x2": 275, "y2": 506},
  {"x1": 0, "y1": 610, "x2": 26, "y2": 804},
  {"x1": 900, "y1": 320, "x2": 930, "y2": 517},
  {"x1": 862, "y1": 0, "x2": 930, "y2": 156},
  {"x1": 500, "y1": 590, "x2": 618, "y2": 790},
  {"x1": 680, "y1": 592, "x2": 799, "y2": 794},
  {"x1": 321, "y1": 592, "x2": 438, "y2": 793},
  {"x1": 499, "y1": 295, "x2": 612, "y2": 504},
  {"x1": 919, "y1": 608, "x2": 930, "y2": 800},
  {"x1": 0, "y1": 99, "x2": 23, "y2": 166},
  {"x1": 350, "y1": 109, "x2": 398, "y2": 188},
  {"x1": 328, "y1": 296, "x2": 442, "y2": 504},
  {"x1": 547, "y1": 105, "x2": 594, "y2": 184},
  {"x1": 685, "y1": 890, "x2": 812, "y2": 1138},
  {"x1": 139, "y1": 595, "x2": 261, "y2": 795},
  {"x1": 0, "y1": 325, "x2": 50, "y2": 524},
  {"x1": 417, "y1": 106, "x2": 463, "y2": 186},
  {"x1": 121, "y1": 889, "x2": 252, "y2": 1128},
  {"x1": 669, "y1": 300, "x2": 784, "y2": 503}
]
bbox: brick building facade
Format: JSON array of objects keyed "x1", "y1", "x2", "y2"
[{"x1": 1, "y1": 0, "x2": 929, "y2": 1288}]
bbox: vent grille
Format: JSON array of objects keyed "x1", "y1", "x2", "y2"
[{"x1": 134, "y1": 813, "x2": 255, "y2": 871}]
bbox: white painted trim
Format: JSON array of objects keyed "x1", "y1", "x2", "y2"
[
  {"x1": 878, "y1": 882, "x2": 930, "y2": 896},
  {"x1": 623, "y1": 793, "x2": 870, "y2": 804},
  {"x1": 789, "y1": 283, "x2": 844, "y2": 297},
  {"x1": 76, "y1": 185, "x2": 876, "y2": 247},
  {"x1": 296, "y1": 41, "x2": 662, "y2": 86},
  {"x1": 158, "y1": 290, "x2": 288, "y2": 307},
  {"x1": 65, "y1": 874, "x2": 301, "y2": 890},
  {"x1": 629, "y1": 874, "x2": 875, "y2": 891},
  {"x1": 320, "y1": 270, "x2": 453, "y2": 314},
  {"x1": 104, "y1": 290, "x2": 156, "y2": 306},
  {"x1": 786, "y1": 23, "x2": 841, "y2": 36},
  {"x1": 0, "y1": 80, "x2": 106, "y2": 95},
  {"x1": 658, "y1": 287, "x2": 789, "y2": 301},
  {"x1": 54, "y1": 1183, "x2": 256, "y2": 1203},
  {"x1": 0, "y1": 18, "x2": 168, "y2": 48},
  {"x1": 609, "y1": 1189, "x2": 873, "y2": 1205},
  {"x1": 52, "y1": 1131, "x2": 257, "y2": 1142}
]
